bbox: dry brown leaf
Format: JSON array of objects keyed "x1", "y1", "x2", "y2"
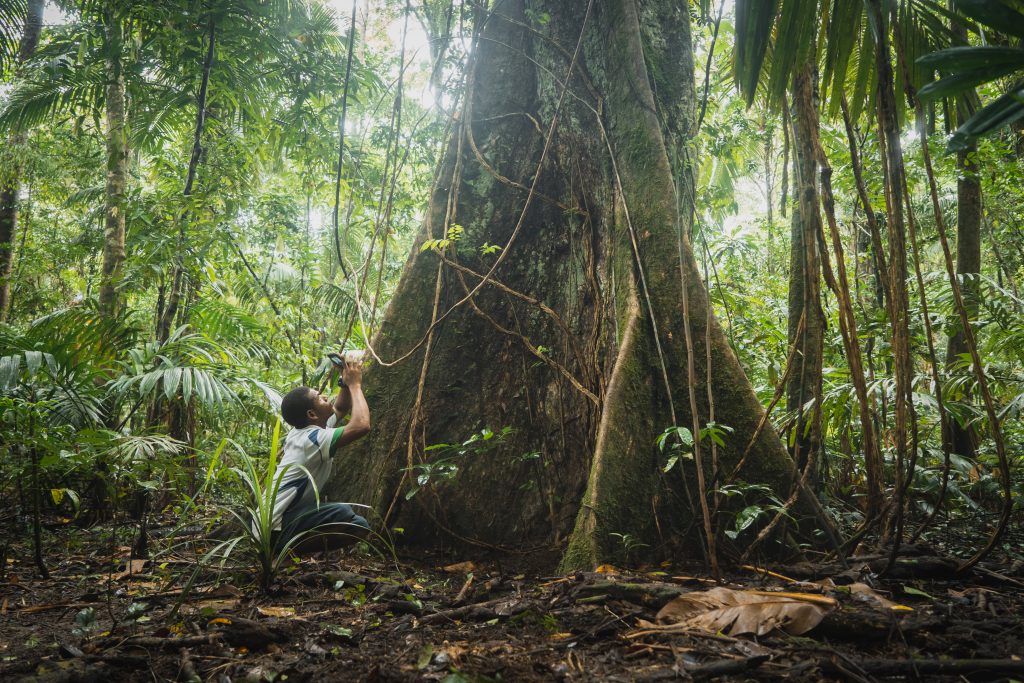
[
  {"x1": 194, "y1": 598, "x2": 240, "y2": 613},
  {"x1": 746, "y1": 590, "x2": 838, "y2": 608},
  {"x1": 256, "y1": 606, "x2": 296, "y2": 618},
  {"x1": 111, "y1": 559, "x2": 148, "y2": 581},
  {"x1": 442, "y1": 561, "x2": 477, "y2": 574},
  {"x1": 655, "y1": 587, "x2": 834, "y2": 636},
  {"x1": 199, "y1": 584, "x2": 243, "y2": 598}
]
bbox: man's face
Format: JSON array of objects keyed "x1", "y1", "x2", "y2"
[{"x1": 306, "y1": 389, "x2": 334, "y2": 427}]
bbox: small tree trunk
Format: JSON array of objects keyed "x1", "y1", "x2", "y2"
[
  {"x1": 0, "y1": 0, "x2": 45, "y2": 321},
  {"x1": 98, "y1": 9, "x2": 128, "y2": 319}
]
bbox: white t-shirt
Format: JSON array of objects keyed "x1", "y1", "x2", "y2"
[{"x1": 270, "y1": 414, "x2": 344, "y2": 530}]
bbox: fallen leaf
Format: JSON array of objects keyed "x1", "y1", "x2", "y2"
[
  {"x1": 322, "y1": 624, "x2": 353, "y2": 638},
  {"x1": 746, "y1": 590, "x2": 838, "y2": 608},
  {"x1": 442, "y1": 561, "x2": 477, "y2": 574},
  {"x1": 653, "y1": 587, "x2": 835, "y2": 636},
  {"x1": 594, "y1": 564, "x2": 619, "y2": 574},
  {"x1": 111, "y1": 559, "x2": 148, "y2": 581},
  {"x1": 257, "y1": 606, "x2": 296, "y2": 618},
  {"x1": 740, "y1": 564, "x2": 800, "y2": 583},
  {"x1": 199, "y1": 584, "x2": 243, "y2": 598},
  {"x1": 208, "y1": 617, "x2": 233, "y2": 625},
  {"x1": 195, "y1": 599, "x2": 240, "y2": 612},
  {"x1": 417, "y1": 644, "x2": 434, "y2": 670}
]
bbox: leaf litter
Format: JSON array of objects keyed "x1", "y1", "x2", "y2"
[{"x1": 3, "y1": 529, "x2": 1024, "y2": 682}]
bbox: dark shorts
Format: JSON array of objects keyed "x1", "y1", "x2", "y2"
[{"x1": 275, "y1": 501, "x2": 369, "y2": 551}]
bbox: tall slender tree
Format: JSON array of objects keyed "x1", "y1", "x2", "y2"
[
  {"x1": 943, "y1": 9, "x2": 981, "y2": 459},
  {"x1": 0, "y1": 0, "x2": 43, "y2": 321},
  {"x1": 786, "y1": 64, "x2": 825, "y2": 480},
  {"x1": 98, "y1": 5, "x2": 128, "y2": 318}
]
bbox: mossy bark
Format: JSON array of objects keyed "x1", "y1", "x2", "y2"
[
  {"x1": 785, "y1": 65, "x2": 824, "y2": 479},
  {"x1": 99, "y1": 10, "x2": 128, "y2": 319},
  {"x1": 329, "y1": 0, "x2": 798, "y2": 569}
]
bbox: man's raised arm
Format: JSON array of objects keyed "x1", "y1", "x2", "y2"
[{"x1": 331, "y1": 357, "x2": 370, "y2": 454}]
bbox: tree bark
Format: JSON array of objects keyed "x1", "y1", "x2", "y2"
[
  {"x1": 328, "y1": 0, "x2": 800, "y2": 570},
  {"x1": 942, "y1": 14, "x2": 980, "y2": 460},
  {"x1": 0, "y1": 0, "x2": 44, "y2": 322},
  {"x1": 867, "y1": 0, "x2": 914, "y2": 527},
  {"x1": 785, "y1": 65, "x2": 824, "y2": 480},
  {"x1": 98, "y1": 9, "x2": 128, "y2": 319}
]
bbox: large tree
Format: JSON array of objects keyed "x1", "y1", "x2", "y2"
[{"x1": 328, "y1": 0, "x2": 802, "y2": 569}]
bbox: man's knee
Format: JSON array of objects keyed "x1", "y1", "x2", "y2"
[{"x1": 325, "y1": 503, "x2": 370, "y2": 531}]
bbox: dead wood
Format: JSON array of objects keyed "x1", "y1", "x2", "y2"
[
  {"x1": 573, "y1": 580, "x2": 690, "y2": 606},
  {"x1": 206, "y1": 614, "x2": 287, "y2": 649},
  {"x1": 819, "y1": 656, "x2": 1024, "y2": 678},
  {"x1": 114, "y1": 634, "x2": 220, "y2": 650},
  {"x1": 420, "y1": 597, "x2": 536, "y2": 625},
  {"x1": 301, "y1": 570, "x2": 411, "y2": 600},
  {"x1": 787, "y1": 555, "x2": 959, "y2": 581}
]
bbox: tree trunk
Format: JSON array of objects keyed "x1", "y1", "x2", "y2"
[
  {"x1": 328, "y1": 0, "x2": 800, "y2": 570},
  {"x1": 0, "y1": 0, "x2": 44, "y2": 322},
  {"x1": 98, "y1": 9, "x2": 128, "y2": 318},
  {"x1": 785, "y1": 65, "x2": 824, "y2": 481},
  {"x1": 942, "y1": 15, "x2": 980, "y2": 460}
]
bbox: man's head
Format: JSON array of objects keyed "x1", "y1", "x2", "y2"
[{"x1": 281, "y1": 386, "x2": 334, "y2": 428}]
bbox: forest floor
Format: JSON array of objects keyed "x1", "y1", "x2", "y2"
[{"x1": 3, "y1": 517, "x2": 1024, "y2": 682}]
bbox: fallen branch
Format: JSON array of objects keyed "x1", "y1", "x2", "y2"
[
  {"x1": 820, "y1": 656, "x2": 1024, "y2": 678},
  {"x1": 420, "y1": 597, "x2": 535, "y2": 625},
  {"x1": 573, "y1": 580, "x2": 690, "y2": 606}
]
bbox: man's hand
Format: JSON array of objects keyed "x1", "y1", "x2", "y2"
[{"x1": 341, "y1": 355, "x2": 363, "y2": 387}]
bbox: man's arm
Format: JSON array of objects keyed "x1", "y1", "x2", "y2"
[
  {"x1": 332, "y1": 385, "x2": 352, "y2": 422},
  {"x1": 330, "y1": 358, "x2": 370, "y2": 455}
]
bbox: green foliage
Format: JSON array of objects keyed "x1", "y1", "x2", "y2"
[
  {"x1": 405, "y1": 427, "x2": 513, "y2": 500},
  {"x1": 716, "y1": 482, "x2": 789, "y2": 541},
  {"x1": 202, "y1": 424, "x2": 314, "y2": 591}
]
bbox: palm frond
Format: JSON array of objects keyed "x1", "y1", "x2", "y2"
[
  {"x1": 0, "y1": 57, "x2": 106, "y2": 133},
  {"x1": 0, "y1": 0, "x2": 28, "y2": 78},
  {"x1": 734, "y1": 0, "x2": 779, "y2": 106}
]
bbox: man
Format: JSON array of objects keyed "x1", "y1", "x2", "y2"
[{"x1": 271, "y1": 354, "x2": 371, "y2": 554}]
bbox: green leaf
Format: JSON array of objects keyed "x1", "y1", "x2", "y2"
[
  {"x1": 417, "y1": 644, "x2": 434, "y2": 670},
  {"x1": 734, "y1": 0, "x2": 779, "y2": 105},
  {"x1": 322, "y1": 624, "x2": 353, "y2": 638},
  {"x1": 917, "y1": 46, "x2": 1024, "y2": 71},
  {"x1": 952, "y1": 0, "x2": 1024, "y2": 39},
  {"x1": 164, "y1": 367, "x2": 182, "y2": 400},
  {"x1": 948, "y1": 87, "x2": 1024, "y2": 151},
  {"x1": 917, "y1": 65, "x2": 1023, "y2": 101},
  {"x1": 181, "y1": 368, "x2": 193, "y2": 403},
  {"x1": 24, "y1": 350, "x2": 42, "y2": 377}
]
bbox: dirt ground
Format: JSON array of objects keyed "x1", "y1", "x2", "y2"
[{"x1": 3, "y1": 520, "x2": 1024, "y2": 682}]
